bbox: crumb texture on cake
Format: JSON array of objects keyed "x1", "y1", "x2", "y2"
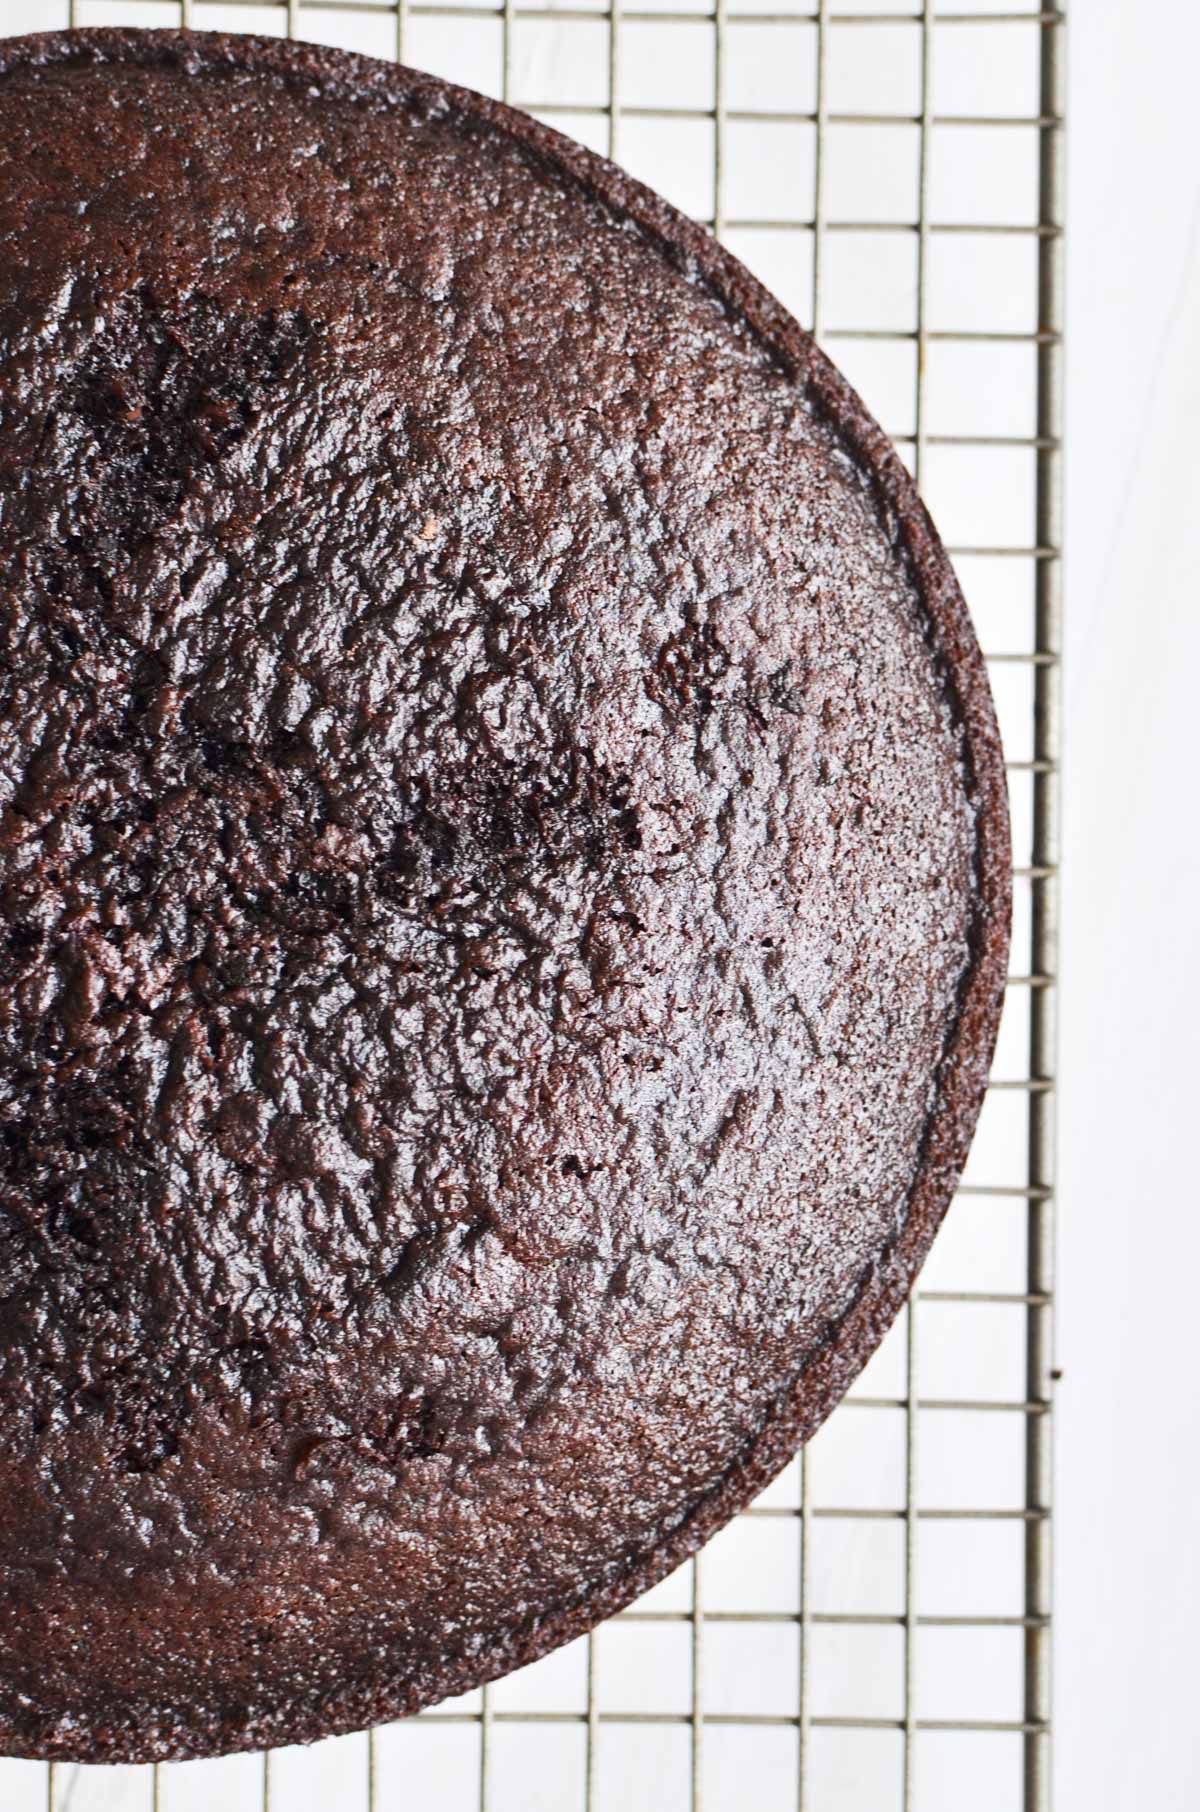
[{"x1": 0, "y1": 30, "x2": 1009, "y2": 1760}]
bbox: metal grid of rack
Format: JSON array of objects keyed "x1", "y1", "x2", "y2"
[{"x1": 1, "y1": 3, "x2": 1063, "y2": 1808}]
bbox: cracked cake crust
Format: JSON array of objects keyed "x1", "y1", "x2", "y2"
[{"x1": 0, "y1": 29, "x2": 1010, "y2": 1762}]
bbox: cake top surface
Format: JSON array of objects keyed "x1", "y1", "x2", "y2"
[{"x1": 0, "y1": 29, "x2": 1009, "y2": 1761}]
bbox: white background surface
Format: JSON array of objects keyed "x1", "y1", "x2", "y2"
[
  {"x1": 1060, "y1": 5, "x2": 1200, "y2": 1809},
  {"x1": 0, "y1": 2, "x2": 1196, "y2": 1808}
]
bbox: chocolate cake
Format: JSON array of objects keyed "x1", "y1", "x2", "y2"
[{"x1": 0, "y1": 29, "x2": 1010, "y2": 1762}]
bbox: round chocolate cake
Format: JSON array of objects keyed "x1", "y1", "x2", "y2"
[{"x1": 0, "y1": 29, "x2": 1009, "y2": 1762}]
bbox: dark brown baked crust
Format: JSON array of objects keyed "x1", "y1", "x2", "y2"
[{"x1": 0, "y1": 29, "x2": 1010, "y2": 1762}]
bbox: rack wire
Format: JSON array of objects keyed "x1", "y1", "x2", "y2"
[{"x1": 3, "y1": 3, "x2": 1063, "y2": 1808}]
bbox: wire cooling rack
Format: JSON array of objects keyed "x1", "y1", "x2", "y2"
[{"x1": 0, "y1": 3, "x2": 1063, "y2": 1808}]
